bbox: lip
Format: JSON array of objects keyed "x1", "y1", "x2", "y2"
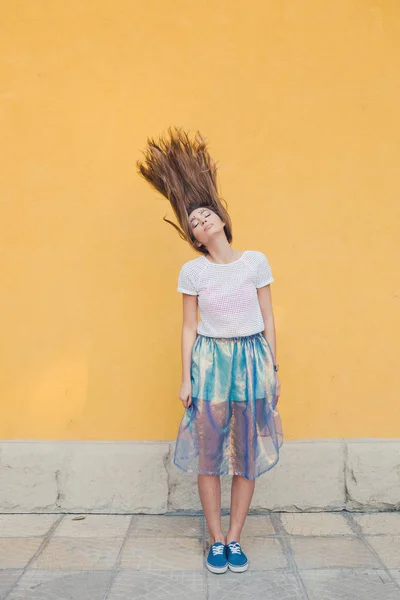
[{"x1": 204, "y1": 223, "x2": 213, "y2": 231}]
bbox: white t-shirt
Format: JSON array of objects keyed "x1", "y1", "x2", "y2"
[{"x1": 177, "y1": 250, "x2": 274, "y2": 338}]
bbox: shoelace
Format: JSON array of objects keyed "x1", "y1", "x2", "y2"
[
  {"x1": 228, "y1": 542, "x2": 242, "y2": 554},
  {"x1": 211, "y1": 544, "x2": 225, "y2": 556}
]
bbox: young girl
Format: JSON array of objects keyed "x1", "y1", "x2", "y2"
[{"x1": 137, "y1": 126, "x2": 283, "y2": 574}]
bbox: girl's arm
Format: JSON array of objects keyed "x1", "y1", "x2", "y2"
[
  {"x1": 257, "y1": 285, "x2": 276, "y2": 362},
  {"x1": 180, "y1": 294, "x2": 198, "y2": 383},
  {"x1": 258, "y1": 285, "x2": 281, "y2": 405}
]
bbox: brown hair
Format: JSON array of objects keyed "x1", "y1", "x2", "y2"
[{"x1": 136, "y1": 125, "x2": 232, "y2": 254}]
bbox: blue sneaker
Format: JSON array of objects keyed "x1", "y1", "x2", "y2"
[
  {"x1": 206, "y1": 542, "x2": 228, "y2": 573},
  {"x1": 226, "y1": 541, "x2": 249, "y2": 572}
]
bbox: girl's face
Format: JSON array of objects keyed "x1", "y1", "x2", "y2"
[{"x1": 188, "y1": 207, "x2": 225, "y2": 249}]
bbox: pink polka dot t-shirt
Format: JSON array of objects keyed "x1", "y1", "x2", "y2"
[{"x1": 177, "y1": 250, "x2": 274, "y2": 338}]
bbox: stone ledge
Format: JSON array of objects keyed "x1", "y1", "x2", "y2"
[{"x1": 0, "y1": 439, "x2": 399, "y2": 513}]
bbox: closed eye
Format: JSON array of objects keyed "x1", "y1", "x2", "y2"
[{"x1": 192, "y1": 212, "x2": 211, "y2": 228}]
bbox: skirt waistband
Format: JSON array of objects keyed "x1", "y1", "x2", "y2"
[{"x1": 197, "y1": 332, "x2": 264, "y2": 342}]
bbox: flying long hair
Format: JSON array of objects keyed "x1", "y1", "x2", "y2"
[{"x1": 136, "y1": 126, "x2": 232, "y2": 254}]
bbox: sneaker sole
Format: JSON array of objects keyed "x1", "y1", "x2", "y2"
[
  {"x1": 228, "y1": 561, "x2": 249, "y2": 572},
  {"x1": 206, "y1": 561, "x2": 229, "y2": 574}
]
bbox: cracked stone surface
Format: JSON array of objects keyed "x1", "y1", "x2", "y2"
[
  {"x1": 1, "y1": 440, "x2": 400, "y2": 512},
  {"x1": 4, "y1": 570, "x2": 113, "y2": 600},
  {"x1": 280, "y1": 512, "x2": 354, "y2": 536},
  {"x1": 353, "y1": 512, "x2": 400, "y2": 536},
  {"x1": 288, "y1": 536, "x2": 382, "y2": 569},
  {"x1": 346, "y1": 442, "x2": 400, "y2": 510},
  {"x1": 0, "y1": 442, "x2": 169, "y2": 513},
  {"x1": 1, "y1": 512, "x2": 400, "y2": 599},
  {"x1": 131, "y1": 515, "x2": 202, "y2": 538},
  {"x1": 300, "y1": 569, "x2": 400, "y2": 600},
  {"x1": 166, "y1": 441, "x2": 347, "y2": 512},
  {"x1": 205, "y1": 514, "x2": 276, "y2": 538},
  {"x1": 107, "y1": 570, "x2": 206, "y2": 600},
  {"x1": 365, "y1": 536, "x2": 400, "y2": 569}
]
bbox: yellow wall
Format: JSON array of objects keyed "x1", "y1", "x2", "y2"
[{"x1": 1, "y1": 1, "x2": 399, "y2": 441}]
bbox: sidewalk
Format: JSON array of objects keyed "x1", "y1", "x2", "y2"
[{"x1": 0, "y1": 511, "x2": 399, "y2": 599}]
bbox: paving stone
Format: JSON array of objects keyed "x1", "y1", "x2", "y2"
[
  {"x1": 0, "y1": 443, "x2": 64, "y2": 510},
  {"x1": 280, "y1": 512, "x2": 354, "y2": 536},
  {"x1": 205, "y1": 514, "x2": 275, "y2": 539},
  {"x1": 346, "y1": 442, "x2": 400, "y2": 509},
  {"x1": 353, "y1": 512, "x2": 400, "y2": 536},
  {"x1": 5, "y1": 569, "x2": 112, "y2": 600},
  {"x1": 53, "y1": 514, "x2": 131, "y2": 538},
  {"x1": 1, "y1": 512, "x2": 400, "y2": 600},
  {"x1": 300, "y1": 568, "x2": 400, "y2": 600},
  {"x1": 107, "y1": 570, "x2": 206, "y2": 600},
  {"x1": 60, "y1": 443, "x2": 169, "y2": 513},
  {"x1": 165, "y1": 463, "x2": 203, "y2": 512},
  {"x1": 130, "y1": 515, "x2": 202, "y2": 538},
  {"x1": 251, "y1": 441, "x2": 345, "y2": 510},
  {"x1": 0, "y1": 442, "x2": 170, "y2": 513},
  {"x1": 119, "y1": 537, "x2": 203, "y2": 570},
  {"x1": 207, "y1": 569, "x2": 306, "y2": 599},
  {"x1": 0, "y1": 569, "x2": 24, "y2": 597},
  {"x1": 389, "y1": 570, "x2": 400, "y2": 585},
  {"x1": 366, "y1": 536, "x2": 400, "y2": 569},
  {"x1": 290, "y1": 537, "x2": 381, "y2": 569},
  {"x1": 230, "y1": 537, "x2": 288, "y2": 570},
  {"x1": 0, "y1": 538, "x2": 44, "y2": 569},
  {"x1": 2, "y1": 440, "x2": 399, "y2": 513},
  {"x1": 240, "y1": 515, "x2": 277, "y2": 537},
  {"x1": 0, "y1": 515, "x2": 59, "y2": 538},
  {"x1": 166, "y1": 451, "x2": 233, "y2": 512},
  {"x1": 30, "y1": 537, "x2": 124, "y2": 570}
]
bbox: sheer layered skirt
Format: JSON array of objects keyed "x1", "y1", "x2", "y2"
[{"x1": 173, "y1": 332, "x2": 283, "y2": 480}]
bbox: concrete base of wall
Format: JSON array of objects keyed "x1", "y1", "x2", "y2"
[{"x1": 0, "y1": 440, "x2": 399, "y2": 513}]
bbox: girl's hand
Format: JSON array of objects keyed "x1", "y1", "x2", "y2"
[
  {"x1": 179, "y1": 381, "x2": 192, "y2": 409},
  {"x1": 274, "y1": 373, "x2": 281, "y2": 407}
]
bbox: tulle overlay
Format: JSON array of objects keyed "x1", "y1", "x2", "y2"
[{"x1": 173, "y1": 332, "x2": 283, "y2": 480}]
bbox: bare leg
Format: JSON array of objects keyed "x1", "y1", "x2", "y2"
[
  {"x1": 226, "y1": 475, "x2": 255, "y2": 544},
  {"x1": 198, "y1": 474, "x2": 226, "y2": 545}
]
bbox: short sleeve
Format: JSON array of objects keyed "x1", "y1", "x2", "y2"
[
  {"x1": 256, "y1": 253, "x2": 274, "y2": 288},
  {"x1": 177, "y1": 264, "x2": 198, "y2": 295}
]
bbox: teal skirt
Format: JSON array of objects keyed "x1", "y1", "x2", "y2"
[{"x1": 173, "y1": 332, "x2": 283, "y2": 480}]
